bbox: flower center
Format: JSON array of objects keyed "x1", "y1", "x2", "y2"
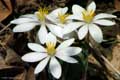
[
  {"x1": 58, "y1": 13, "x2": 69, "y2": 24},
  {"x1": 46, "y1": 42, "x2": 56, "y2": 56},
  {"x1": 36, "y1": 7, "x2": 48, "y2": 22},
  {"x1": 82, "y1": 10, "x2": 95, "y2": 23}
]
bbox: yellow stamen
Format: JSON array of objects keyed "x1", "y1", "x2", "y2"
[
  {"x1": 82, "y1": 10, "x2": 95, "y2": 23},
  {"x1": 46, "y1": 42, "x2": 56, "y2": 56},
  {"x1": 58, "y1": 13, "x2": 69, "y2": 24},
  {"x1": 36, "y1": 7, "x2": 48, "y2": 22}
]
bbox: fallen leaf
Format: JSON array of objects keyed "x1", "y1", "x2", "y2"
[
  {"x1": 0, "y1": 66, "x2": 25, "y2": 79},
  {"x1": 14, "y1": 0, "x2": 39, "y2": 13},
  {"x1": 0, "y1": 56, "x2": 6, "y2": 65},
  {"x1": 115, "y1": 0, "x2": 120, "y2": 11},
  {"x1": 14, "y1": 69, "x2": 26, "y2": 80},
  {"x1": 5, "y1": 47, "x2": 22, "y2": 65},
  {"x1": 0, "y1": 65, "x2": 14, "y2": 70},
  {"x1": 0, "y1": 0, "x2": 12, "y2": 21},
  {"x1": 26, "y1": 67, "x2": 36, "y2": 80},
  {"x1": 110, "y1": 43, "x2": 120, "y2": 71}
]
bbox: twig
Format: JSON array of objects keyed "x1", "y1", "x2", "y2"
[
  {"x1": 89, "y1": 36, "x2": 120, "y2": 79},
  {"x1": 101, "y1": 55, "x2": 120, "y2": 75},
  {"x1": 0, "y1": 23, "x2": 11, "y2": 34},
  {"x1": 0, "y1": 22, "x2": 5, "y2": 28}
]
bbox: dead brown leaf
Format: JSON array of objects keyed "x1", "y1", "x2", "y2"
[
  {"x1": 5, "y1": 47, "x2": 22, "y2": 65},
  {"x1": 0, "y1": 56, "x2": 5, "y2": 65},
  {"x1": 15, "y1": 0, "x2": 35, "y2": 6},
  {"x1": 0, "y1": 65, "x2": 15, "y2": 70},
  {"x1": 0, "y1": 0, "x2": 12, "y2": 21},
  {"x1": 110, "y1": 41, "x2": 120, "y2": 71},
  {"x1": 14, "y1": 69, "x2": 26, "y2": 80},
  {"x1": 0, "y1": 66, "x2": 25, "y2": 79},
  {"x1": 14, "y1": 0, "x2": 39, "y2": 13},
  {"x1": 115, "y1": 0, "x2": 120, "y2": 11},
  {"x1": 26, "y1": 67, "x2": 36, "y2": 80}
]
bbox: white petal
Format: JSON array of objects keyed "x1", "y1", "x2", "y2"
[
  {"x1": 72, "y1": 5, "x2": 85, "y2": 15},
  {"x1": 49, "y1": 57, "x2": 62, "y2": 79},
  {"x1": 47, "y1": 24, "x2": 63, "y2": 38},
  {"x1": 34, "y1": 57, "x2": 50, "y2": 74},
  {"x1": 46, "y1": 9, "x2": 61, "y2": 23},
  {"x1": 56, "y1": 55, "x2": 78, "y2": 63},
  {"x1": 78, "y1": 24, "x2": 88, "y2": 40},
  {"x1": 61, "y1": 7, "x2": 68, "y2": 14},
  {"x1": 46, "y1": 33, "x2": 57, "y2": 44},
  {"x1": 13, "y1": 23, "x2": 38, "y2": 32},
  {"x1": 46, "y1": 15, "x2": 57, "y2": 23},
  {"x1": 48, "y1": 7, "x2": 68, "y2": 18},
  {"x1": 20, "y1": 14, "x2": 37, "y2": 19},
  {"x1": 63, "y1": 22, "x2": 85, "y2": 34},
  {"x1": 93, "y1": 13, "x2": 117, "y2": 20},
  {"x1": 87, "y1": 1, "x2": 96, "y2": 12},
  {"x1": 56, "y1": 47, "x2": 82, "y2": 56},
  {"x1": 56, "y1": 38, "x2": 74, "y2": 51},
  {"x1": 22, "y1": 52, "x2": 48, "y2": 62},
  {"x1": 28, "y1": 43, "x2": 46, "y2": 52},
  {"x1": 10, "y1": 18, "x2": 38, "y2": 24},
  {"x1": 89, "y1": 24, "x2": 103, "y2": 43},
  {"x1": 67, "y1": 14, "x2": 83, "y2": 21},
  {"x1": 20, "y1": 14, "x2": 38, "y2": 21},
  {"x1": 38, "y1": 25, "x2": 48, "y2": 44},
  {"x1": 93, "y1": 20, "x2": 115, "y2": 26},
  {"x1": 46, "y1": 7, "x2": 68, "y2": 24},
  {"x1": 63, "y1": 31, "x2": 77, "y2": 39}
]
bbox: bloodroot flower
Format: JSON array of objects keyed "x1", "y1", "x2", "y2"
[
  {"x1": 46, "y1": 7, "x2": 83, "y2": 39},
  {"x1": 22, "y1": 33, "x2": 82, "y2": 79},
  {"x1": 64, "y1": 1, "x2": 116, "y2": 43},
  {"x1": 10, "y1": 7, "x2": 63, "y2": 44}
]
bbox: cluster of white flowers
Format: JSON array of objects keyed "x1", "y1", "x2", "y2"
[{"x1": 10, "y1": 1, "x2": 116, "y2": 79}]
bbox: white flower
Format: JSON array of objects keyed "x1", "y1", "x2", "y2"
[
  {"x1": 46, "y1": 7, "x2": 83, "y2": 39},
  {"x1": 47, "y1": 7, "x2": 70, "y2": 25},
  {"x1": 21, "y1": 33, "x2": 82, "y2": 79},
  {"x1": 10, "y1": 7, "x2": 63, "y2": 44},
  {"x1": 64, "y1": 1, "x2": 116, "y2": 43}
]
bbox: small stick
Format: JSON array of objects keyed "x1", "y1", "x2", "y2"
[
  {"x1": 0, "y1": 22, "x2": 5, "y2": 28},
  {"x1": 89, "y1": 36, "x2": 120, "y2": 79},
  {"x1": 101, "y1": 55, "x2": 120, "y2": 75},
  {"x1": 0, "y1": 23, "x2": 11, "y2": 33}
]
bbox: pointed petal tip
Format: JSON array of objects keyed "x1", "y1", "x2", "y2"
[
  {"x1": 96, "y1": 39, "x2": 103, "y2": 43},
  {"x1": 34, "y1": 57, "x2": 50, "y2": 75},
  {"x1": 46, "y1": 32, "x2": 57, "y2": 44},
  {"x1": 71, "y1": 38, "x2": 75, "y2": 41},
  {"x1": 68, "y1": 38, "x2": 75, "y2": 44},
  {"x1": 72, "y1": 4, "x2": 85, "y2": 15},
  {"x1": 91, "y1": 1, "x2": 95, "y2": 5},
  {"x1": 49, "y1": 57, "x2": 61, "y2": 79},
  {"x1": 56, "y1": 38, "x2": 75, "y2": 51},
  {"x1": 94, "y1": 13, "x2": 117, "y2": 20},
  {"x1": 12, "y1": 28, "x2": 17, "y2": 32},
  {"x1": 10, "y1": 20, "x2": 14, "y2": 24},
  {"x1": 78, "y1": 47, "x2": 82, "y2": 53},
  {"x1": 21, "y1": 56, "x2": 25, "y2": 61},
  {"x1": 90, "y1": 1, "x2": 96, "y2": 7},
  {"x1": 27, "y1": 43, "x2": 46, "y2": 52},
  {"x1": 13, "y1": 27, "x2": 23, "y2": 32},
  {"x1": 34, "y1": 70, "x2": 39, "y2": 74},
  {"x1": 87, "y1": 1, "x2": 96, "y2": 11},
  {"x1": 89, "y1": 24, "x2": 103, "y2": 43},
  {"x1": 64, "y1": 7, "x2": 68, "y2": 10},
  {"x1": 38, "y1": 25, "x2": 48, "y2": 44},
  {"x1": 78, "y1": 25, "x2": 88, "y2": 40},
  {"x1": 94, "y1": 20, "x2": 116, "y2": 26}
]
